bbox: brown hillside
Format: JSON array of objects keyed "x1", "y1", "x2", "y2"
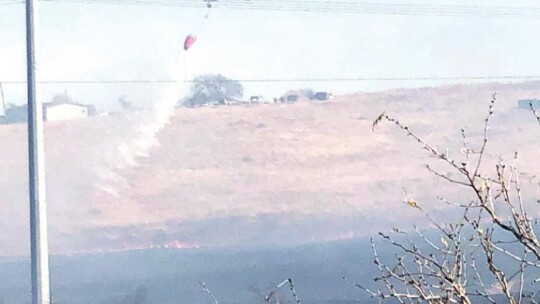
[{"x1": 0, "y1": 82, "x2": 539, "y2": 255}]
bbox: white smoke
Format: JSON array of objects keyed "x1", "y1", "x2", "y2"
[{"x1": 94, "y1": 56, "x2": 185, "y2": 197}]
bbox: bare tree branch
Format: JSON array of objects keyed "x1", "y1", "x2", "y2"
[
  {"x1": 199, "y1": 281, "x2": 219, "y2": 304},
  {"x1": 265, "y1": 278, "x2": 301, "y2": 304},
  {"x1": 531, "y1": 102, "x2": 540, "y2": 126},
  {"x1": 363, "y1": 95, "x2": 540, "y2": 303}
]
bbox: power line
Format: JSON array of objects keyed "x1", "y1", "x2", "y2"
[
  {"x1": 3, "y1": 75, "x2": 540, "y2": 85},
  {"x1": 7, "y1": 0, "x2": 540, "y2": 19},
  {"x1": 28, "y1": 0, "x2": 540, "y2": 19},
  {"x1": 0, "y1": 0, "x2": 23, "y2": 5}
]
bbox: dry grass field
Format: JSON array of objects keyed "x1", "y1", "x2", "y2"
[{"x1": 1, "y1": 81, "x2": 539, "y2": 256}]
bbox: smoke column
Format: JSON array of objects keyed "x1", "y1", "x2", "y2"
[{"x1": 94, "y1": 56, "x2": 185, "y2": 197}]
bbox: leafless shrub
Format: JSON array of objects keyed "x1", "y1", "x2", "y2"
[
  {"x1": 265, "y1": 278, "x2": 301, "y2": 304},
  {"x1": 198, "y1": 279, "x2": 301, "y2": 304},
  {"x1": 357, "y1": 94, "x2": 540, "y2": 303}
]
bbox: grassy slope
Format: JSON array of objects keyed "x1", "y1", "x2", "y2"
[{"x1": 0, "y1": 82, "x2": 539, "y2": 255}]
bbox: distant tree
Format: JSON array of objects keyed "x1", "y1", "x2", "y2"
[
  {"x1": 51, "y1": 91, "x2": 74, "y2": 104},
  {"x1": 118, "y1": 95, "x2": 134, "y2": 111},
  {"x1": 182, "y1": 74, "x2": 243, "y2": 107},
  {"x1": 0, "y1": 84, "x2": 5, "y2": 116},
  {"x1": 0, "y1": 104, "x2": 27, "y2": 124}
]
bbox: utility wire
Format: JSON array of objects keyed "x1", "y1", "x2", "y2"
[
  {"x1": 0, "y1": 0, "x2": 23, "y2": 5},
  {"x1": 7, "y1": 0, "x2": 540, "y2": 19},
  {"x1": 2, "y1": 75, "x2": 540, "y2": 85},
  {"x1": 32, "y1": 0, "x2": 540, "y2": 19}
]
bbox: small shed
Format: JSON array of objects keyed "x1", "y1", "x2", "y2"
[{"x1": 44, "y1": 102, "x2": 94, "y2": 122}]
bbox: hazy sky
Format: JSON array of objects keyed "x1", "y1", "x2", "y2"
[
  {"x1": 2, "y1": 1, "x2": 540, "y2": 254},
  {"x1": 2, "y1": 0, "x2": 540, "y2": 110}
]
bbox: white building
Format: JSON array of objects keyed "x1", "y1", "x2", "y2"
[{"x1": 44, "y1": 102, "x2": 92, "y2": 122}]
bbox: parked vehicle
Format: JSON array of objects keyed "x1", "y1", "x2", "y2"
[
  {"x1": 314, "y1": 92, "x2": 333, "y2": 101},
  {"x1": 250, "y1": 95, "x2": 264, "y2": 103},
  {"x1": 286, "y1": 95, "x2": 299, "y2": 103}
]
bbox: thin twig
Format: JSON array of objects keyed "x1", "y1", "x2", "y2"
[
  {"x1": 530, "y1": 101, "x2": 540, "y2": 126},
  {"x1": 199, "y1": 281, "x2": 219, "y2": 304}
]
